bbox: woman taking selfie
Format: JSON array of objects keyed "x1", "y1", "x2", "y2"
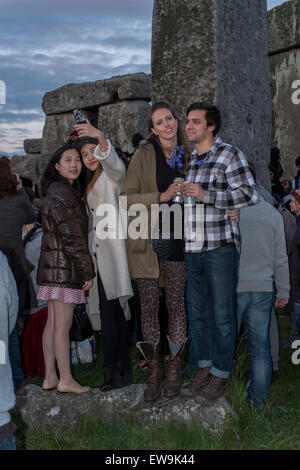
[
  {"x1": 75, "y1": 121, "x2": 133, "y2": 392},
  {"x1": 37, "y1": 144, "x2": 95, "y2": 394},
  {"x1": 120, "y1": 101, "x2": 190, "y2": 402}
]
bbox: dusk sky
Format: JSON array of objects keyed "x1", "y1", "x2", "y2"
[{"x1": 0, "y1": 0, "x2": 287, "y2": 155}]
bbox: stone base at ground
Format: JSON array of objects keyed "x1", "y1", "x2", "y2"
[{"x1": 15, "y1": 384, "x2": 236, "y2": 434}]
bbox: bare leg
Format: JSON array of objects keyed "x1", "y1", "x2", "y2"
[
  {"x1": 42, "y1": 300, "x2": 59, "y2": 389},
  {"x1": 54, "y1": 300, "x2": 90, "y2": 393}
]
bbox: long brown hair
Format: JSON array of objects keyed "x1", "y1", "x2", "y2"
[
  {"x1": 148, "y1": 101, "x2": 190, "y2": 174},
  {"x1": 0, "y1": 157, "x2": 17, "y2": 198},
  {"x1": 76, "y1": 138, "x2": 103, "y2": 203}
]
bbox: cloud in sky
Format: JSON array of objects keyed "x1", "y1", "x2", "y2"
[{"x1": 0, "y1": 0, "x2": 287, "y2": 154}]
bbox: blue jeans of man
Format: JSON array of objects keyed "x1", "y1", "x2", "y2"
[
  {"x1": 8, "y1": 328, "x2": 25, "y2": 387},
  {"x1": 185, "y1": 243, "x2": 239, "y2": 379},
  {"x1": 237, "y1": 292, "x2": 273, "y2": 406},
  {"x1": 0, "y1": 435, "x2": 16, "y2": 450}
]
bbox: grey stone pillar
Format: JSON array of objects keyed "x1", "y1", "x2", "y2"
[
  {"x1": 268, "y1": 0, "x2": 300, "y2": 181},
  {"x1": 152, "y1": 0, "x2": 272, "y2": 188}
]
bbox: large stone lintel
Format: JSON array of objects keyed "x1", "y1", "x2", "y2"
[{"x1": 42, "y1": 73, "x2": 151, "y2": 115}]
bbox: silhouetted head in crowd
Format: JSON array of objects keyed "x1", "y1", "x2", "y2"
[{"x1": 0, "y1": 157, "x2": 17, "y2": 199}]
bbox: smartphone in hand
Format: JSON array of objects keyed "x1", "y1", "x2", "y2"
[{"x1": 73, "y1": 108, "x2": 87, "y2": 124}]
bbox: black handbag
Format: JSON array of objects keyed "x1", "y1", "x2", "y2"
[
  {"x1": 152, "y1": 229, "x2": 175, "y2": 260},
  {"x1": 69, "y1": 304, "x2": 94, "y2": 342}
]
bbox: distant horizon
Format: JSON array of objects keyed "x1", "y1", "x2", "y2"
[{"x1": 0, "y1": 0, "x2": 288, "y2": 156}]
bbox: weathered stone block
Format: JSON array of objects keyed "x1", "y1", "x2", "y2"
[
  {"x1": 269, "y1": 50, "x2": 300, "y2": 180},
  {"x1": 268, "y1": 0, "x2": 300, "y2": 53},
  {"x1": 15, "y1": 384, "x2": 236, "y2": 434},
  {"x1": 98, "y1": 100, "x2": 151, "y2": 153},
  {"x1": 23, "y1": 139, "x2": 42, "y2": 155},
  {"x1": 10, "y1": 153, "x2": 51, "y2": 189},
  {"x1": 152, "y1": 0, "x2": 272, "y2": 188},
  {"x1": 42, "y1": 73, "x2": 151, "y2": 115},
  {"x1": 268, "y1": 0, "x2": 300, "y2": 180}
]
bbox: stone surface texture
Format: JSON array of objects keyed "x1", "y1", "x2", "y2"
[
  {"x1": 10, "y1": 154, "x2": 51, "y2": 189},
  {"x1": 98, "y1": 100, "x2": 151, "y2": 153},
  {"x1": 23, "y1": 139, "x2": 42, "y2": 155},
  {"x1": 15, "y1": 384, "x2": 236, "y2": 433},
  {"x1": 42, "y1": 73, "x2": 151, "y2": 115},
  {"x1": 268, "y1": 0, "x2": 300, "y2": 180},
  {"x1": 268, "y1": 0, "x2": 300, "y2": 53},
  {"x1": 152, "y1": 0, "x2": 272, "y2": 189}
]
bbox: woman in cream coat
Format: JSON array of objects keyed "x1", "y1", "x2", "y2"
[{"x1": 75, "y1": 120, "x2": 133, "y2": 391}]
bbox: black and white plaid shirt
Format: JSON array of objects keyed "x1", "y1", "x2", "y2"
[{"x1": 184, "y1": 137, "x2": 258, "y2": 254}]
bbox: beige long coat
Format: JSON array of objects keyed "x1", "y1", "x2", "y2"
[
  {"x1": 120, "y1": 140, "x2": 161, "y2": 279},
  {"x1": 87, "y1": 142, "x2": 133, "y2": 320}
]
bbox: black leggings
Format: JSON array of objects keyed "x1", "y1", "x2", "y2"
[{"x1": 97, "y1": 272, "x2": 129, "y2": 370}]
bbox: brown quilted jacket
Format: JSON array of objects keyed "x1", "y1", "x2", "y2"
[{"x1": 37, "y1": 177, "x2": 95, "y2": 289}]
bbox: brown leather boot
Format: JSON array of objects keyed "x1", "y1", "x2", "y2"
[
  {"x1": 137, "y1": 340, "x2": 164, "y2": 402},
  {"x1": 163, "y1": 337, "x2": 188, "y2": 399},
  {"x1": 194, "y1": 374, "x2": 230, "y2": 406},
  {"x1": 181, "y1": 366, "x2": 211, "y2": 398}
]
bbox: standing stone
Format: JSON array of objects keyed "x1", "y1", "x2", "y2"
[
  {"x1": 23, "y1": 139, "x2": 42, "y2": 155},
  {"x1": 268, "y1": 0, "x2": 300, "y2": 180},
  {"x1": 152, "y1": 0, "x2": 272, "y2": 188},
  {"x1": 98, "y1": 101, "x2": 151, "y2": 153}
]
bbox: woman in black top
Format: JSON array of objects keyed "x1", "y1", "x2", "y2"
[{"x1": 122, "y1": 102, "x2": 189, "y2": 401}]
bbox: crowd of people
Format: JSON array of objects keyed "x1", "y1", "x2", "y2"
[{"x1": 1, "y1": 101, "x2": 300, "y2": 450}]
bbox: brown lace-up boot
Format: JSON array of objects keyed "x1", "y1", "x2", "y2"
[
  {"x1": 194, "y1": 374, "x2": 230, "y2": 406},
  {"x1": 137, "y1": 340, "x2": 164, "y2": 402},
  {"x1": 181, "y1": 366, "x2": 211, "y2": 398},
  {"x1": 163, "y1": 337, "x2": 188, "y2": 399}
]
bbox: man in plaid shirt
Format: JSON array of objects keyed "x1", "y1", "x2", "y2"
[{"x1": 181, "y1": 102, "x2": 258, "y2": 405}]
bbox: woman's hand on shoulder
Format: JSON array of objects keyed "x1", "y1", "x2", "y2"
[
  {"x1": 227, "y1": 209, "x2": 239, "y2": 223},
  {"x1": 82, "y1": 279, "x2": 93, "y2": 291}
]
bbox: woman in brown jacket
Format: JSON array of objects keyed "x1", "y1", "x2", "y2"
[
  {"x1": 120, "y1": 102, "x2": 189, "y2": 401},
  {"x1": 37, "y1": 144, "x2": 95, "y2": 394}
]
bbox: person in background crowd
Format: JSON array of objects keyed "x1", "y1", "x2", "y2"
[
  {"x1": 237, "y1": 164, "x2": 290, "y2": 406},
  {"x1": 289, "y1": 189, "x2": 300, "y2": 338},
  {"x1": 21, "y1": 210, "x2": 48, "y2": 378},
  {"x1": 20, "y1": 176, "x2": 43, "y2": 210},
  {"x1": 0, "y1": 157, "x2": 36, "y2": 392},
  {"x1": 181, "y1": 102, "x2": 258, "y2": 406},
  {"x1": 0, "y1": 252, "x2": 18, "y2": 451},
  {"x1": 74, "y1": 122, "x2": 133, "y2": 392},
  {"x1": 292, "y1": 156, "x2": 300, "y2": 191},
  {"x1": 37, "y1": 144, "x2": 95, "y2": 395},
  {"x1": 131, "y1": 133, "x2": 144, "y2": 153}
]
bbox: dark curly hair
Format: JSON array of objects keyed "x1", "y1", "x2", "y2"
[{"x1": 0, "y1": 157, "x2": 18, "y2": 199}]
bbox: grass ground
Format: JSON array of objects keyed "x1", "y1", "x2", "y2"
[{"x1": 12, "y1": 312, "x2": 300, "y2": 450}]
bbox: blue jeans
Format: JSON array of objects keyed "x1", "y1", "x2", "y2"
[
  {"x1": 0, "y1": 435, "x2": 16, "y2": 450},
  {"x1": 185, "y1": 244, "x2": 239, "y2": 379},
  {"x1": 294, "y1": 302, "x2": 300, "y2": 331},
  {"x1": 237, "y1": 292, "x2": 273, "y2": 406},
  {"x1": 8, "y1": 329, "x2": 25, "y2": 387}
]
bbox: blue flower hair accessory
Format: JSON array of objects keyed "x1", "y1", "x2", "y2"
[{"x1": 168, "y1": 146, "x2": 187, "y2": 169}]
